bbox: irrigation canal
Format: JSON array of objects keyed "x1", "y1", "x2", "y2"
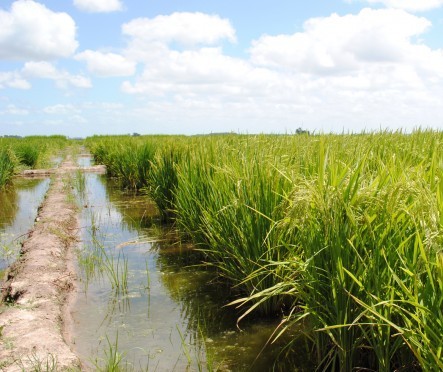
[{"x1": 0, "y1": 155, "x2": 310, "y2": 371}]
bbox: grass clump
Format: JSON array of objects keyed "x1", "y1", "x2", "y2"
[{"x1": 14, "y1": 143, "x2": 41, "y2": 168}]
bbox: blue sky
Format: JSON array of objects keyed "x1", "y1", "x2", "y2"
[{"x1": 1, "y1": 0, "x2": 443, "y2": 137}]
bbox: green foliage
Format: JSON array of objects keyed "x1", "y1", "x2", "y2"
[
  {"x1": 0, "y1": 149, "x2": 14, "y2": 188},
  {"x1": 15, "y1": 143, "x2": 41, "y2": 168},
  {"x1": 86, "y1": 130, "x2": 443, "y2": 371},
  {"x1": 0, "y1": 135, "x2": 69, "y2": 182}
]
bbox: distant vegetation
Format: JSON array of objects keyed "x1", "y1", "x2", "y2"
[
  {"x1": 0, "y1": 135, "x2": 68, "y2": 188},
  {"x1": 82, "y1": 131, "x2": 443, "y2": 370}
]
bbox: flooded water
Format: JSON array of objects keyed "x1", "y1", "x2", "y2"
[
  {"x1": 0, "y1": 178, "x2": 50, "y2": 272},
  {"x1": 71, "y1": 163, "x2": 311, "y2": 371}
]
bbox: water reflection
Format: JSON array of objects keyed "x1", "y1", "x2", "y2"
[
  {"x1": 72, "y1": 172, "x2": 311, "y2": 371},
  {"x1": 0, "y1": 178, "x2": 50, "y2": 271},
  {"x1": 77, "y1": 154, "x2": 93, "y2": 168}
]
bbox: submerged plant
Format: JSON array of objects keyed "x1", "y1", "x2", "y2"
[
  {"x1": 73, "y1": 169, "x2": 87, "y2": 201},
  {"x1": 92, "y1": 333, "x2": 126, "y2": 372}
]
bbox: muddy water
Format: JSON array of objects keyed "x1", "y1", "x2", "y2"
[
  {"x1": 0, "y1": 178, "x2": 50, "y2": 272},
  {"x1": 71, "y1": 165, "x2": 310, "y2": 370}
]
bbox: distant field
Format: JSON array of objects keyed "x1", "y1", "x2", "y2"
[{"x1": 0, "y1": 135, "x2": 68, "y2": 187}]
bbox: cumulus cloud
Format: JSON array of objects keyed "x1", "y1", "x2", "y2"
[
  {"x1": 250, "y1": 8, "x2": 433, "y2": 74},
  {"x1": 121, "y1": 12, "x2": 254, "y2": 97},
  {"x1": 22, "y1": 61, "x2": 92, "y2": 89},
  {"x1": 119, "y1": 9, "x2": 443, "y2": 134},
  {"x1": 363, "y1": 0, "x2": 443, "y2": 12},
  {"x1": 123, "y1": 8, "x2": 443, "y2": 99},
  {"x1": 75, "y1": 50, "x2": 136, "y2": 77},
  {"x1": 73, "y1": 0, "x2": 123, "y2": 13},
  {"x1": 122, "y1": 47, "x2": 277, "y2": 97},
  {"x1": 122, "y1": 12, "x2": 236, "y2": 53},
  {"x1": 43, "y1": 104, "x2": 81, "y2": 115},
  {"x1": 0, "y1": 104, "x2": 29, "y2": 115},
  {"x1": 0, "y1": 0, "x2": 78, "y2": 60},
  {"x1": 0, "y1": 71, "x2": 30, "y2": 89}
]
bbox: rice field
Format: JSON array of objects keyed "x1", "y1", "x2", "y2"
[
  {"x1": 0, "y1": 135, "x2": 68, "y2": 188},
  {"x1": 86, "y1": 131, "x2": 443, "y2": 371}
]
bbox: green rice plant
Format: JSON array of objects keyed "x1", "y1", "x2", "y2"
[
  {"x1": 91, "y1": 234, "x2": 129, "y2": 296},
  {"x1": 174, "y1": 136, "x2": 295, "y2": 314},
  {"x1": 14, "y1": 143, "x2": 41, "y2": 168},
  {"x1": 78, "y1": 209, "x2": 129, "y2": 294},
  {"x1": 144, "y1": 147, "x2": 183, "y2": 222},
  {"x1": 87, "y1": 136, "x2": 157, "y2": 190},
  {"x1": 0, "y1": 149, "x2": 14, "y2": 188},
  {"x1": 233, "y1": 132, "x2": 443, "y2": 371},
  {"x1": 92, "y1": 333, "x2": 126, "y2": 372},
  {"x1": 73, "y1": 169, "x2": 87, "y2": 202},
  {"x1": 86, "y1": 131, "x2": 443, "y2": 370},
  {"x1": 4, "y1": 135, "x2": 69, "y2": 170},
  {"x1": 15, "y1": 352, "x2": 58, "y2": 372}
]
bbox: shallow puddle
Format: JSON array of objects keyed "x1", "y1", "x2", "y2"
[
  {"x1": 71, "y1": 168, "x2": 311, "y2": 371},
  {"x1": 0, "y1": 178, "x2": 50, "y2": 271}
]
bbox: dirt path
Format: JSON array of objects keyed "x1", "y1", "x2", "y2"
[{"x1": 0, "y1": 157, "x2": 103, "y2": 371}]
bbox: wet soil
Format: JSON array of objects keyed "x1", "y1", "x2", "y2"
[{"x1": 0, "y1": 157, "x2": 103, "y2": 371}]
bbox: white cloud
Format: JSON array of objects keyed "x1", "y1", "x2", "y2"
[
  {"x1": 70, "y1": 114, "x2": 88, "y2": 124},
  {"x1": 363, "y1": 0, "x2": 443, "y2": 12},
  {"x1": 0, "y1": 104, "x2": 29, "y2": 115},
  {"x1": 121, "y1": 12, "x2": 255, "y2": 98},
  {"x1": 81, "y1": 101, "x2": 124, "y2": 110},
  {"x1": 0, "y1": 71, "x2": 30, "y2": 89},
  {"x1": 0, "y1": 0, "x2": 78, "y2": 60},
  {"x1": 73, "y1": 0, "x2": 123, "y2": 13},
  {"x1": 22, "y1": 61, "x2": 92, "y2": 89},
  {"x1": 118, "y1": 9, "x2": 443, "y2": 134},
  {"x1": 122, "y1": 47, "x2": 278, "y2": 98},
  {"x1": 43, "y1": 104, "x2": 81, "y2": 115},
  {"x1": 250, "y1": 8, "x2": 433, "y2": 74},
  {"x1": 22, "y1": 61, "x2": 58, "y2": 78},
  {"x1": 123, "y1": 8, "x2": 443, "y2": 99},
  {"x1": 122, "y1": 12, "x2": 236, "y2": 51},
  {"x1": 75, "y1": 50, "x2": 136, "y2": 77}
]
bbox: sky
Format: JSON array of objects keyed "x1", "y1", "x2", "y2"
[{"x1": 1, "y1": 0, "x2": 443, "y2": 137}]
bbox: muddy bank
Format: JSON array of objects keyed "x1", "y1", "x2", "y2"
[
  {"x1": 0, "y1": 158, "x2": 85, "y2": 371},
  {"x1": 20, "y1": 164, "x2": 106, "y2": 177}
]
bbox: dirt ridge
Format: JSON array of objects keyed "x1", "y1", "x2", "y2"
[{"x1": 0, "y1": 158, "x2": 84, "y2": 371}]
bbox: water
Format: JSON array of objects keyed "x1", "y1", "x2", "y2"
[
  {"x1": 0, "y1": 178, "x2": 50, "y2": 271},
  {"x1": 71, "y1": 169, "x2": 310, "y2": 371},
  {"x1": 77, "y1": 153, "x2": 93, "y2": 168}
]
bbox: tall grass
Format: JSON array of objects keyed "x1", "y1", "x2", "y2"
[
  {"x1": 0, "y1": 149, "x2": 14, "y2": 188},
  {"x1": 87, "y1": 135, "x2": 183, "y2": 220},
  {"x1": 234, "y1": 132, "x2": 443, "y2": 370},
  {"x1": 0, "y1": 135, "x2": 69, "y2": 186},
  {"x1": 87, "y1": 131, "x2": 443, "y2": 370},
  {"x1": 14, "y1": 143, "x2": 41, "y2": 168},
  {"x1": 174, "y1": 136, "x2": 294, "y2": 314}
]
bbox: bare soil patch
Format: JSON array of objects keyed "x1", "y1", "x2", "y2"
[{"x1": 0, "y1": 157, "x2": 97, "y2": 371}]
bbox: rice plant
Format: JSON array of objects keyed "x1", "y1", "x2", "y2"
[
  {"x1": 86, "y1": 130, "x2": 443, "y2": 370},
  {"x1": 0, "y1": 149, "x2": 14, "y2": 188},
  {"x1": 14, "y1": 143, "x2": 41, "y2": 168}
]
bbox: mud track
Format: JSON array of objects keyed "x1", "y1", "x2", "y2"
[{"x1": 0, "y1": 157, "x2": 104, "y2": 371}]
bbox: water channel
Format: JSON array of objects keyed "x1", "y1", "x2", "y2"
[
  {"x1": 71, "y1": 157, "x2": 310, "y2": 371},
  {"x1": 0, "y1": 178, "x2": 50, "y2": 273}
]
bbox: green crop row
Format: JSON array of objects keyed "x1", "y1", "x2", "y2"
[
  {"x1": 0, "y1": 135, "x2": 68, "y2": 188},
  {"x1": 86, "y1": 131, "x2": 443, "y2": 370}
]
